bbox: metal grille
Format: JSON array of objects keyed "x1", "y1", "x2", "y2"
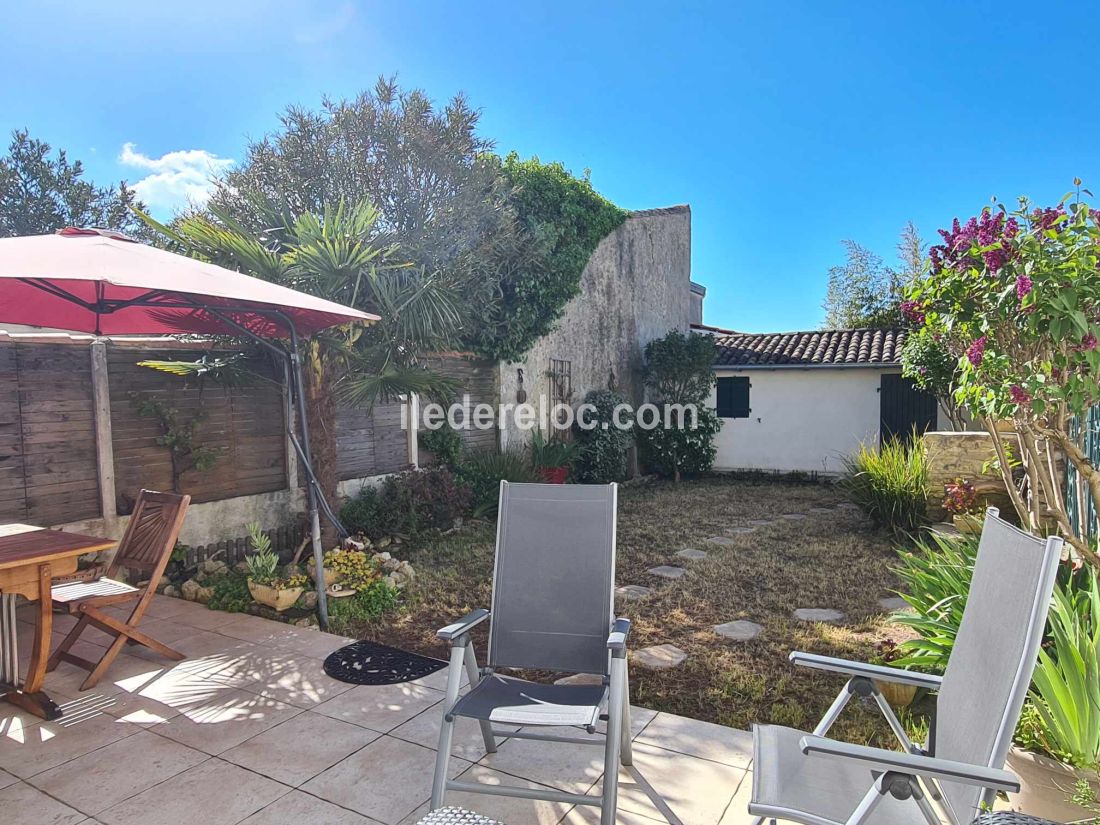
[
  {"x1": 548, "y1": 359, "x2": 572, "y2": 439},
  {"x1": 1066, "y1": 406, "x2": 1100, "y2": 540},
  {"x1": 417, "y1": 807, "x2": 503, "y2": 825},
  {"x1": 970, "y1": 814, "x2": 1062, "y2": 825}
]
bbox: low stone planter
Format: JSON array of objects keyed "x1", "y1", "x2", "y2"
[
  {"x1": 1005, "y1": 746, "x2": 1099, "y2": 822},
  {"x1": 307, "y1": 562, "x2": 340, "y2": 588},
  {"x1": 247, "y1": 581, "x2": 304, "y2": 612}
]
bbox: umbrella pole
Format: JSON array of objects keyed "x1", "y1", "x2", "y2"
[{"x1": 286, "y1": 326, "x2": 330, "y2": 629}]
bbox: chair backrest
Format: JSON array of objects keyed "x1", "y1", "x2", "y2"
[
  {"x1": 933, "y1": 509, "x2": 1062, "y2": 823},
  {"x1": 108, "y1": 490, "x2": 191, "y2": 579},
  {"x1": 487, "y1": 481, "x2": 617, "y2": 675}
]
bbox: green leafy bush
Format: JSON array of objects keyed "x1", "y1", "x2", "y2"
[
  {"x1": 420, "y1": 426, "x2": 464, "y2": 471},
  {"x1": 206, "y1": 572, "x2": 252, "y2": 613},
  {"x1": 841, "y1": 437, "x2": 930, "y2": 536},
  {"x1": 327, "y1": 580, "x2": 400, "y2": 634},
  {"x1": 340, "y1": 467, "x2": 472, "y2": 539},
  {"x1": 637, "y1": 409, "x2": 721, "y2": 480},
  {"x1": 459, "y1": 447, "x2": 539, "y2": 517},
  {"x1": 572, "y1": 390, "x2": 634, "y2": 483},
  {"x1": 891, "y1": 532, "x2": 979, "y2": 672},
  {"x1": 530, "y1": 431, "x2": 580, "y2": 471}
]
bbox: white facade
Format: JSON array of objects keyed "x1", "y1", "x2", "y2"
[{"x1": 709, "y1": 366, "x2": 943, "y2": 474}]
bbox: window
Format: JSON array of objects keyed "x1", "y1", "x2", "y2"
[{"x1": 716, "y1": 376, "x2": 750, "y2": 418}]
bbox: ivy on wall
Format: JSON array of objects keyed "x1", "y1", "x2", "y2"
[{"x1": 467, "y1": 153, "x2": 628, "y2": 362}]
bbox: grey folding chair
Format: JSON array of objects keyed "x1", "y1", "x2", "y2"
[
  {"x1": 748, "y1": 508, "x2": 1063, "y2": 825},
  {"x1": 430, "y1": 482, "x2": 675, "y2": 825}
]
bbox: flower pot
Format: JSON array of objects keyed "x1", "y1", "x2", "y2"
[
  {"x1": 1005, "y1": 746, "x2": 1099, "y2": 822},
  {"x1": 307, "y1": 561, "x2": 340, "y2": 588},
  {"x1": 952, "y1": 513, "x2": 983, "y2": 535},
  {"x1": 538, "y1": 466, "x2": 569, "y2": 484},
  {"x1": 873, "y1": 680, "x2": 918, "y2": 709},
  {"x1": 247, "y1": 580, "x2": 303, "y2": 612}
]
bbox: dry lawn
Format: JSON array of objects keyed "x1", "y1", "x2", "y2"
[{"x1": 353, "y1": 475, "x2": 913, "y2": 744}]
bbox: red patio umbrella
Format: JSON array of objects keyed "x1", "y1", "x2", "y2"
[{"x1": 0, "y1": 228, "x2": 380, "y2": 626}]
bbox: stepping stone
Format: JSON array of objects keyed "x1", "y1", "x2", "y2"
[
  {"x1": 616, "y1": 584, "x2": 653, "y2": 600},
  {"x1": 780, "y1": 513, "x2": 807, "y2": 521},
  {"x1": 836, "y1": 502, "x2": 859, "y2": 510},
  {"x1": 555, "y1": 673, "x2": 604, "y2": 686},
  {"x1": 648, "y1": 565, "x2": 686, "y2": 580},
  {"x1": 713, "y1": 620, "x2": 764, "y2": 641},
  {"x1": 878, "y1": 596, "x2": 910, "y2": 611},
  {"x1": 724, "y1": 526, "x2": 756, "y2": 535},
  {"x1": 633, "y1": 644, "x2": 687, "y2": 670},
  {"x1": 808, "y1": 507, "x2": 835, "y2": 515},
  {"x1": 749, "y1": 519, "x2": 775, "y2": 526},
  {"x1": 676, "y1": 548, "x2": 708, "y2": 560},
  {"x1": 793, "y1": 608, "x2": 845, "y2": 623},
  {"x1": 706, "y1": 536, "x2": 735, "y2": 546}
]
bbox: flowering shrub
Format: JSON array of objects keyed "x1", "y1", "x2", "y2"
[
  {"x1": 942, "y1": 478, "x2": 979, "y2": 516},
  {"x1": 324, "y1": 549, "x2": 381, "y2": 591},
  {"x1": 340, "y1": 467, "x2": 473, "y2": 539},
  {"x1": 904, "y1": 189, "x2": 1100, "y2": 568}
]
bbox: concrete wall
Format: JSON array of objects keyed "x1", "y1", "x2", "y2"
[
  {"x1": 710, "y1": 366, "x2": 950, "y2": 474},
  {"x1": 497, "y1": 206, "x2": 693, "y2": 450}
]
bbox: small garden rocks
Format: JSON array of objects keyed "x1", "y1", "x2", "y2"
[{"x1": 633, "y1": 644, "x2": 687, "y2": 670}]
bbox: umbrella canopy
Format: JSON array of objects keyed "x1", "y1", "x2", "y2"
[{"x1": 0, "y1": 228, "x2": 378, "y2": 337}]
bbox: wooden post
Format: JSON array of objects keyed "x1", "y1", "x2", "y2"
[
  {"x1": 90, "y1": 341, "x2": 118, "y2": 531},
  {"x1": 407, "y1": 392, "x2": 420, "y2": 469}
]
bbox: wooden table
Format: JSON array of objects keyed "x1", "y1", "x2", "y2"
[{"x1": 0, "y1": 524, "x2": 115, "y2": 720}]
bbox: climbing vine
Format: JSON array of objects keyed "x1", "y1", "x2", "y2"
[{"x1": 467, "y1": 153, "x2": 628, "y2": 362}]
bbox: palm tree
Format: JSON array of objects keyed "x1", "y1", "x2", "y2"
[{"x1": 140, "y1": 197, "x2": 462, "y2": 543}]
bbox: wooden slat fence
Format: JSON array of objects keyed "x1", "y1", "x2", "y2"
[
  {"x1": 179, "y1": 522, "x2": 305, "y2": 568},
  {"x1": 0, "y1": 342, "x2": 100, "y2": 525},
  {"x1": 418, "y1": 354, "x2": 499, "y2": 461},
  {"x1": 336, "y1": 400, "x2": 410, "y2": 481}
]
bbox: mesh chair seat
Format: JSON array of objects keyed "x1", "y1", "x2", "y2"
[
  {"x1": 418, "y1": 807, "x2": 503, "y2": 825},
  {"x1": 971, "y1": 815, "x2": 1062, "y2": 824},
  {"x1": 751, "y1": 724, "x2": 932, "y2": 825},
  {"x1": 51, "y1": 577, "x2": 138, "y2": 603},
  {"x1": 449, "y1": 673, "x2": 606, "y2": 728}
]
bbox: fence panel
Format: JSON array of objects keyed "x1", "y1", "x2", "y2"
[
  {"x1": 336, "y1": 400, "x2": 410, "y2": 480},
  {"x1": 1066, "y1": 406, "x2": 1100, "y2": 540}
]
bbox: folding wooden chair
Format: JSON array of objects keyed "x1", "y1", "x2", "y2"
[{"x1": 47, "y1": 490, "x2": 190, "y2": 690}]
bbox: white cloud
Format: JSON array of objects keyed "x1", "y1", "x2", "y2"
[{"x1": 118, "y1": 142, "x2": 234, "y2": 214}]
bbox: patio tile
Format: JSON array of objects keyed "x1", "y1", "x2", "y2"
[
  {"x1": 313, "y1": 681, "x2": 443, "y2": 732},
  {"x1": 390, "y1": 701, "x2": 515, "y2": 761},
  {"x1": 634, "y1": 713, "x2": 753, "y2": 768},
  {"x1": 479, "y1": 729, "x2": 604, "y2": 793},
  {"x1": 238, "y1": 653, "x2": 355, "y2": 708},
  {"x1": 274, "y1": 629, "x2": 360, "y2": 660},
  {"x1": 448, "y1": 764, "x2": 573, "y2": 823},
  {"x1": 409, "y1": 666, "x2": 468, "y2": 692},
  {"x1": 220, "y1": 710, "x2": 379, "y2": 786},
  {"x1": 302, "y1": 734, "x2": 470, "y2": 824},
  {"x1": 0, "y1": 710, "x2": 140, "y2": 778},
  {"x1": 213, "y1": 614, "x2": 312, "y2": 647},
  {"x1": 239, "y1": 789, "x2": 376, "y2": 824},
  {"x1": 0, "y1": 780, "x2": 89, "y2": 825},
  {"x1": 162, "y1": 605, "x2": 240, "y2": 631},
  {"x1": 142, "y1": 595, "x2": 204, "y2": 620},
  {"x1": 0, "y1": 768, "x2": 17, "y2": 789},
  {"x1": 606, "y1": 742, "x2": 746, "y2": 824},
  {"x1": 147, "y1": 687, "x2": 303, "y2": 755},
  {"x1": 561, "y1": 803, "x2": 666, "y2": 824},
  {"x1": 95, "y1": 758, "x2": 289, "y2": 825},
  {"x1": 28, "y1": 730, "x2": 207, "y2": 815},
  {"x1": 717, "y1": 769, "x2": 754, "y2": 825}
]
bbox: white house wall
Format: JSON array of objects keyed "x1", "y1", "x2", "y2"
[{"x1": 710, "y1": 367, "x2": 937, "y2": 474}]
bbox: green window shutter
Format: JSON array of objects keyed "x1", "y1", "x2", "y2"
[{"x1": 716, "y1": 376, "x2": 750, "y2": 418}]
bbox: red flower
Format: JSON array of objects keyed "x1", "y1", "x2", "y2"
[
  {"x1": 1009, "y1": 385, "x2": 1031, "y2": 405},
  {"x1": 967, "y1": 336, "x2": 987, "y2": 366}
]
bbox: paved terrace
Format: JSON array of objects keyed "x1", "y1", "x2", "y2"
[{"x1": 3, "y1": 594, "x2": 755, "y2": 825}]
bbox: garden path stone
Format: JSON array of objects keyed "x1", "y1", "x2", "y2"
[
  {"x1": 724, "y1": 527, "x2": 756, "y2": 535},
  {"x1": 648, "y1": 565, "x2": 686, "y2": 580},
  {"x1": 555, "y1": 673, "x2": 603, "y2": 686},
  {"x1": 616, "y1": 585, "x2": 653, "y2": 600},
  {"x1": 781, "y1": 513, "x2": 807, "y2": 521},
  {"x1": 676, "y1": 548, "x2": 708, "y2": 560},
  {"x1": 633, "y1": 644, "x2": 687, "y2": 670},
  {"x1": 705, "y1": 536, "x2": 735, "y2": 546},
  {"x1": 793, "y1": 608, "x2": 845, "y2": 623},
  {"x1": 878, "y1": 596, "x2": 910, "y2": 611},
  {"x1": 749, "y1": 519, "x2": 775, "y2": 526},
  {"x1": 713, "y1": 620, "x2": 764, "y2": 641},
  {"x1": 808, "y1": 507, "x2": 835, "y2": 515}
]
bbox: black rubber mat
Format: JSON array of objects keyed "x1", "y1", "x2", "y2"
[{"x1": 323, "y1": 639, "x2": 447, "y2": 685}]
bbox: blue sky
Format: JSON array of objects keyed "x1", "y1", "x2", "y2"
[{"x1": 4, "y1": 1, "x2": 1097, "y2": 332}]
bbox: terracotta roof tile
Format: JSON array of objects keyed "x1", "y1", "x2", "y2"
[{"x1": 713, "y1": 328, "x2": 908, "y2": 367}]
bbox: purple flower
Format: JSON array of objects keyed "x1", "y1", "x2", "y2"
[
  {"x1": 1016, "y1": 274, "x2": 1033, "y2": 299},
  {"x1": 1033, "y1": 206, "x2": 1065, "y2": 231},
  {"x1": 1004, "y1": 217, "x2": 1020, "y2": 238},
  {"x1": 967, "y1": 336, "x2": 987, "y2": 367},
  {"x1": 1081, "y1": 333, "x2": 1097, "y2": 351},
  {"x1": 900, "y1": 300, "x2": 925, "y2": 326},
  {"x1": 1009, "y1": 385, "x2": 1030, "y2": 406}
]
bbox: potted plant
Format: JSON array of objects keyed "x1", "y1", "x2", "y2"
[
  {"x1": 1006, "y1": 568, "x2": 1100, "y2": 821},
  {"x1": 532, "y1": 431, "x2": 579, "y2": 484},
  {"x1": 244, "y1": 523, "x2": 306, "y2": 611},
  {"x1": 307, "y1": 548, "x2": 342, "y2": 588},
  {"x1": 943, "y1": 478, "x2": 982, "y2": 534},
  {"x1": 869, "y1": 639, "x2": 918, "y2": 709}
]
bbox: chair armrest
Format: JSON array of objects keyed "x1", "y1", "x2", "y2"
[
  {"x1": 607, "y1": 618, "x2": 632, "y2": 652},
  {"x1": 799, "y1": 735, "x2": 1020, "y2": 793},
  {"x1": 437, "y1": 608, "x2": 490, "y2": 641},
  {"x1": 789, "y1": 651, "x2": 942, "y2": 690}
]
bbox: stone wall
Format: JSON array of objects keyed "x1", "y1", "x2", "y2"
[
  {"x1": 496, "y1": 205, "x2": 693, "y2": 451},
  {"x1": 923, "y1": 430, "x2": 1015, "y2": 521}
]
